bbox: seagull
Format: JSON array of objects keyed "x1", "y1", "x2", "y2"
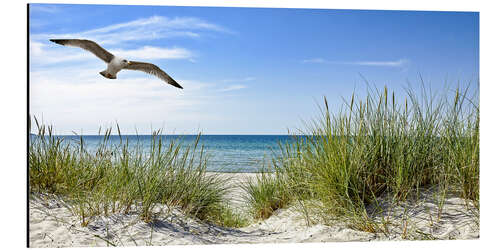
[{"x1": 49, "y1": 39, "x2": 183, "y2": 89}]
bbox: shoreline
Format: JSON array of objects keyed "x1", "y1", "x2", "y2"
[{"x1": 29, "y1": 172, "x2": 479, "y2": 247}]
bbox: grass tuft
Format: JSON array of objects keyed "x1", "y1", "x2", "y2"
[
  {"x1": 243, "y1": 82, "x2": 479, "y2": 230},
  {"x1": 242, "y1": 170, "x2": 290, "y2": 220},
  {"x1": 29, "y1": 120, "x2": 245, "y2": 228}
]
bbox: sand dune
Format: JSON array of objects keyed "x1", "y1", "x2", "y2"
[{"x1": 29, "y1": 173, "x2": 479, "y2": 247}]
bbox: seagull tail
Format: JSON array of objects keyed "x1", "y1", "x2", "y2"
[{"x1": 99, "y1": 71, "x2": 116, "y2": 79}]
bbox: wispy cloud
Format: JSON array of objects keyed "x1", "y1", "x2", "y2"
[
  {"x1": 352, "y1": 59, "x2": 409, "y2": 67},
  {"x1": 217, "y1": 77, "x2": 255, "y2": 92},
  {"x1": 29, "y1": 15, "x2": 228, "y2": 65},
  {"x1": 222, "y1": 77, "x2": 256, "y2": 83},
  {"x1": 29, "y1": 15, "x2": 237, "y2": 134},
  {"x1": 30, "y1": 40, "x2": 94, "y2": 64},
  {"x1": 302, "y1": 58, "x2": 329, "y2": 64},
  {"x1": 29, "y1": 66, "x2": 218, "y2": 134},
  {"x1": 31, "y1": 15, "x2": 230, "y2": 45},
  {"x1": 30, "y1": 5, "x2": 61, "y2": 13},
  {"x1": 218, "y1": 84, "x2": 247, "y2": 92},
  {"x1": 302, "y1": 58, "x2": 409, "y2": 67},
  {"x1": 30, "y1": 40, "x2": 194, "y2": 65},
  {"x1": 111, "y1": 46, "x2": 193, "y2": 60}
]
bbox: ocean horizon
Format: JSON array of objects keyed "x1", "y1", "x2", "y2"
[{"x1": 30, "y1": 134, "x2": 301, "y2": 173}]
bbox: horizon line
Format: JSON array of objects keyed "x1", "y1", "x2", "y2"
[{"x1": 30, "y1": 133, "x2": 302, "y2": 136}]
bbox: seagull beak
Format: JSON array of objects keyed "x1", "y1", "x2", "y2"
[{"x1": 127, "y1": 61, "x2": 132, "y2": 65}]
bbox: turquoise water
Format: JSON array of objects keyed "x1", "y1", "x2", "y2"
[{"x1": 43, "y1": 135, "x2": 298, "y2": 173}]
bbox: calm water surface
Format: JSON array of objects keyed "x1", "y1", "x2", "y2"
[{"x1": 42, "y1": 135, "x2": 299, "y2": 173}]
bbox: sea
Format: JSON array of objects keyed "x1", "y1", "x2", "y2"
[{"x1": 36, "y1": 135, "x2": 300, "y2": 173}]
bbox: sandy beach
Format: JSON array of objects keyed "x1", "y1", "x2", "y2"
[{"x1": 29, "y1": 173, "x2": 479, "y2": 247}]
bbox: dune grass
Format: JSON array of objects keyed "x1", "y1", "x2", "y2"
[
  {"x1": 241, "y1": 171, "x2": 290, "y2": 219},
  {"x1": 28, "y1": 82, "x2": 479, "y2": 234},
  {"x1": 29, "y1": 119, "x2": 246, "y2": 228},
  {"x1": 244, "y1": 83, "x2": 479, "y2": 229}
]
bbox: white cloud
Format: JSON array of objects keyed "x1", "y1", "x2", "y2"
[
  {"x1": 218, "y1": 84, "x2": 247, "y2": 92},
  {"x1": 222, "y1": 76, "x2": 256, "y2": 83},
  {"x1": 29, "y1": 15, "x2": 234, "y2": 134},
  {"x1": 217, "y1": 77, "x2": 254, "y2": 91},
  {"x1": 30, "y1": 5, "x2": 60, "y2": 13},
  {"x1": 354, "y1": 59, "x2": 409, "y2": 67},
  {"x1": 30, "y1": 40, "x2": 95, "y2": 64},
  {"x1": 30, "y1": 40, "x2": 194, "y2": 65},
  {"x1": 111, "y1": 46, "x2": 193, "y2": 60},
  {"x1": 29, "y1": 66, "x2": 218, "y2": 134},
  {"x1": 302, "y1": 58, "x2": 409, "y2": 67},
  {"x1": 302, "y1": 58, "x2": 329, "y2": 64},
  {"x1": 29, "y1": 15, "x2": 227, "y2": 65},
  {"x1": 29, "y1": 41, "x2": 44, "y2": 56},
  {"x1": 31, "y1": 15, "x2": 230, "y2": 46}
]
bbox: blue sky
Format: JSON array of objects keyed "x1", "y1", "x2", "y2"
[{"x1": 29, "y1": 4, "x2": 479, "y2": 134}]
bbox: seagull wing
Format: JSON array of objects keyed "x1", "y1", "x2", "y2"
[
  {"x1": 124, "y1": 61, "x2": 183, "y2": 89},
  {"x1": 49, "y1": 39, "x2": 114, "y2": 63}
]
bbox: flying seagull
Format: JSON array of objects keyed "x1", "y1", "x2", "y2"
[{"x1": 49, "y1": 39, "x2": 183, "y2": 89}]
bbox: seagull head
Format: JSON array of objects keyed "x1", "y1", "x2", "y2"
[{"x1": 120, "y1": 59, "x2": 132, "y2": 67}]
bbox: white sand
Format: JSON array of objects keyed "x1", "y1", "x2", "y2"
[{"x1": 29, "y1": 173, "x2": 479, "y2": 247}]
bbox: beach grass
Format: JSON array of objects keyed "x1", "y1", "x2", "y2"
[
  {"x1": 244, "y1": 83, "x2": 479, "y2": 229},
  {"x1": 241, "y1": 171, "x2": 290, "y2": 219},
  {"x1": 28, "y1": 81, "x2": 479, "y2": 236},
  {"x1": 29, "y1": 119, "x2": 246, "y2": 227}
]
